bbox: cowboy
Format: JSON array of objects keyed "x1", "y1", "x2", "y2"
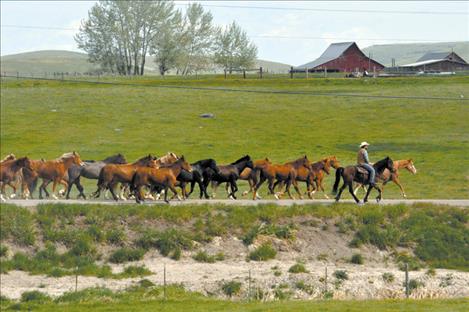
[{"x1": 357, "y1": 141, "x2": 376, "y2": 186}]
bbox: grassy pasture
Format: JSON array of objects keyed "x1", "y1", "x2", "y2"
[{"x1": 1, "y1": 76, "x2": 468, "y2": 199}]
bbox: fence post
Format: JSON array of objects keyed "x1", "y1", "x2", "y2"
[
  {"x1": 248, "y1": 269, "x2": 251, "y2": 301},
  {"x1": 305, "y1": 67, "x2": 308, "y2": 79},
  {"x1": 75, "y1": 266, "x2": 78, "y2": 292},
  {"x1": 243, "y1": 70, "x2": 246, "y2": 79},
  {"x1": 259, "y1": 67, "x2": 263, "y2": 79},
  {"x1": 290, "y1": 66, "x2": 294, "y2": 79},
  {"x1": 61, "y1": 72, "x2": 64, "y2": 81},
  {"x1": 17, "y1": 71, "x2": 19, "y2": 80},
  {"x1": 163, "y1": 263, "x2": 167, "y2": 301},
  {"x1": 324, "y1": 67, "x2": 327, "y2": 78},
  {"x1": 324, "y1": 266, "x2": 328, "y2": 294},
  {"x1": 224, "y1": 69, "x2": 227, "y2": 79},
  {"x1": 373, "y1": 66, "x2": 376, "y2": 78},
  {"x1": 405, "y1": 263, "x2": 409, "y2": 298}
]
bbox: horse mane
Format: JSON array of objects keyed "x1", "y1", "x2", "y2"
[
  {"x1": 230, "y1": 155, "x2": 250, "y2": 165},
  {"x1": 103, "y1": 153, "x2": 126, "y2": 163},
  {"x1": 1, "y1": 153, "x2": 16, "y2": 162},
  {"x1": 58, "y1": 152, "x2": 76, "y2": 160},
  {"x1": 374, "y1": 157, "x2": 391, "y2": 173},
  {"x1": 288, "y1": 156, "x2": 308, "y2": 165}
]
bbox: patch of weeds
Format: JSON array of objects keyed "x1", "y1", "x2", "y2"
[
  {"x1": 0, "y1": 245, "x2": 7, "y2": 257},
  {"x1": 242, "y1": 224, "x2": 262, "y2": 245},
  {"x1": 192, "y1": 251, "x2": 224, "y2": 263},
  {"x1": 252, "y1": 287, "x2": 265, "y2": 300},
  {"x1": 439, "y1": 274, "x2": 454, "y2": 288},
  {"x1": 87, "y1": 224, "x2": 104, "y2": 243},
  {"x1": 109, "y1": 248, "x2": 145, "y2": 264},
  {"x1": 171, "y1": 247, "x2": 181, "y2": 260},
  {"x1": 317, "y1": 253, "x2": 328, "y2": 261},
  {"x1": 350, "y1": 253, "x2": 364, "y2": 265},
  {"x1": 295, "y1": 280, "x2": 314, "y2": 294},
  {"x1": 382, "y1": 272, "x2": 395, "y2": 283},
  {"x1": 106, "y1": 228, "x2": 126, "y2": 245},
  {"x1": 395, "y1": 252, "x2": 422, "y2": 271},
  {"x1": 333, "y1": 270, "x2": 348, "y2": 281},
  {"x1": 56, "y1": 287, "x2": 114, "y2": 303},
  {"x1": 406, "y1": 279, "x2": 424, "y2": 293},
  {"x1": 288, "y1": 262, "x2": 309, "y2": 274},
  {"x1": 139, "y1": 279, "x2": 155, "y2": 288},
  {"x1": 248, "y1": 243, "x2": 276, "y2": 261},
  {"x1": 156, "y1": 229, "x2": 193, "y2": 259},
  {"x1": 20, "y1": 290, "x2": 50, "y2": 303},
  {"x1": 221, "y1": 280, "x2": 241, "y2": 298},
  {"x1": 274, "y1": 288, "x2": 292, "y2": 300},
  {"x1": 323, "y1": 290, "x2": 334, "y2": 299},
  {"x1": 426, "y1": 268, "x2": 436, "y2": 277},
  {"x1": 117, "y1": 265, "x2": 152, "y2": 278}
]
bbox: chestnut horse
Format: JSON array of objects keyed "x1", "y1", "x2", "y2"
[
  {"x1": 332, "y1": 157, "x2": 395, "y2": 203},
  {"x1": 32, "y1": 152, "x2": 84, "y2": 199},
  {"x1": 308, "y1": 156, "x2": 341, "y2": 199},
  {"x1": 92, "y1": 154, "x2": 158, "y2": 201},
  {"x1": 353, "y1": 159, "x2": 417, "y2": 198},
  {"x1": 131, "y1": 156, "x2": 192, "y2": 203},
  {"x1": 253, "y1": 156, "x2": 313, "y2": 200},
  {"x1": 0, "y1": 157, "x2": 32, "y2": 201}
]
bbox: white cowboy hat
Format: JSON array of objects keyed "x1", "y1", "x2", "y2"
[{"x1": 360, "y1": 141, "x2": 370, "y2": 148}]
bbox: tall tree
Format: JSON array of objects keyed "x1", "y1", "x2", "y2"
[
  {"x1": 177, "y1": 3, "x2": 214, "y2": 75},
  {"x1": 213, "y1": 21, "x2": 258, "y2": 73},
  {"x1": 75, "y1": 0, "x2": 174, "y2": 75}
]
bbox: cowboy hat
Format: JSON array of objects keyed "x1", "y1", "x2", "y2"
[{"x1": 360, "y1": 141, "x2": 370, "y2": 148}]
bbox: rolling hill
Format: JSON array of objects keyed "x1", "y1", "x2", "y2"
[
  {"x1": 0, "y1": 50, "x2": 291, "y2": 75},
  {"x1": 362, "y1": 41, "x2": 469, "y2": 66}
]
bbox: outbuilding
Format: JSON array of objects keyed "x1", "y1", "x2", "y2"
[
  {"x1": 294, "y1": 42, "x2": 385, "y2": 73},
  {"x1": 399, "y1": 51, "x2": 469, "y2": 72}
]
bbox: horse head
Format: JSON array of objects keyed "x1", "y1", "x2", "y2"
[
  {"x1": 407, "y1": 159, "x2": 417, "y2": 174},
  {"x1": 328, "y1": 156, "x2": 341, "y2": 169},
  {"x1": 179, "y1": 155, "x2": 192, "y2": 172},
  {"x1": 1, "y1": 153, "x2": 16, "y2": 163},
  {"x1": 321, "y1": 158, "x2": 331, "y2": 175},
  {"x1": 302, "y1": 155, "x2": 313, "y2": 172},
  {"x1": 17, "y1": 157, "x2": 33, "y2": 170}
]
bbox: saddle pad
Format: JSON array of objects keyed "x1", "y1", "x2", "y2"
[{"x1": 357, "y1": 166, "x2": 369, "y2": 175}]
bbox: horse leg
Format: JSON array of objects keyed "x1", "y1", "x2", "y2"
[
  {"x1": 108, "y1": 183, "x2": 119, "y2": 201},
  {"x1": 335, "y1": 181, "x2": 347, "y2": 202},
  {"x1": 39, "y1": 180, "x2": 50, "y2": 199},
  {"x1": 284, "y1": 179, "x2": 294, "y2": 200},
  {"x1": 0, "y1": 183, "x2": 6, "y2": 202},
  {"x1": 292, "y1": 180, "x2": 303, "y2": 200},
  {"x1": 229, "y1": 179, "x2": 238, "y2": 200},
  {"x1": 253, "y1": 175, "x2": 267, "y2": 200},
  {"x1": 51, "y1": 179, "x2": 60, "y2": 200},
  {"x1": 363, "y1": 183, "x2": 373, "y2": 203},
  {"x1": 6, "y1": 182, "x2": 17, "y2": 199},
  {"x1": 349, "y1": 182, "x2": 361, "y2": 204},
  {"x1": 75, "y1": 177, "x2": 86, "y2": 199},
  {"x1": 211, "y1": 181, "x2": 219, "y2": 198},
  {"x1": 392, "y1": 175, "x2": 406, "y2": 198}
]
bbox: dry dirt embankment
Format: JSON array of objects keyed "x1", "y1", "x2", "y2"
[{"x1": 1, "y1": 203, "x2": 468, "y2": 300}]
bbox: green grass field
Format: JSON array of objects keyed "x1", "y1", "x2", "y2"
[{"x1": 1, "y1": 76, "x2": 468, "y2": 199}]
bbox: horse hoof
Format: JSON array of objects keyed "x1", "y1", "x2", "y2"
[
  {"x1": 242, "y1": 191, "x2": 248, "y2": 196},
  {"x1": 274, "y1": 194, "x2": 280, "y2": 200},
  {"x1": 9, "y1": 194, "x2": 16, "y2": 199},
  {"x1": 52, "y1": 195, "x2": 59, "y2": 200},
  {"x1": 357, "y1": 201, "x2": 364, "y2": 206},
  {"x1": 324, "y1": 195, "x2": 330, "y2": 199}
]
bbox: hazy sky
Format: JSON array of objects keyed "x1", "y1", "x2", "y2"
[{"x1": 1, "y1": 1, "x2": 468, "y2": 65}]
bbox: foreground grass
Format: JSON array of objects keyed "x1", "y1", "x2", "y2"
[
  {"x1": 1, "y1": 284, "x2": 467, "y2": 312},
  {"x1": 1, "y1": 76, "x2": 468, "y2": 199}
]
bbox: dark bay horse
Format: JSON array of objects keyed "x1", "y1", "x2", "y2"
[
  {"x1": 65, "y1": 153, "x2": 127, "y2": 199},
  {"x1": 92, "y1": 154, "x2": 157, "y2": 201},
  {"x1": 353, "y1": 159, "x2": 417, "y2": 199},
  {"x1": 332, "y1": 156, "x2": 395, "y2": 203},
  {"x1": 209, "y1": 155, "x2": 254, "y2": 199},
  {"x1": 0, "y1": 157, "x2": 32, "y2": 201},
  {"x1": 131, "y1": 156, "x2": 192, "y2": 203},
  {"x1": 32, "y1": 152, "x2": 85, "y2": 199}
]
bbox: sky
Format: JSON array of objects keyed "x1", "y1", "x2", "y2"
[{"x1": 1, "y1": 1, "x2": 468, "y2": 66}]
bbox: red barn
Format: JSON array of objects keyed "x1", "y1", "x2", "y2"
[{"x1": 295, "y1": 42, "x2": 384, "y2": 73}]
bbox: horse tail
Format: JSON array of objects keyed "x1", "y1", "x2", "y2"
[
  {"x1": 97, "y1": 168, "x2": 106, "y2": 188},
  {"x1": 130, "y1": 171, "x2": 138, "y2": 193},
  {"x1": 332, "y1": 167, "x2": 344, "y2": 194}
]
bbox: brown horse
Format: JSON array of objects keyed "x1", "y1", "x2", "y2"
[
  {"x1": 253, "y1": 156, "x2": 313, "y2": 200},
  {"x1": 30, "y1": 152, "x2": 84, "y2": 199},
  {"x1": 308, "y1": 156, "x2": 342, "y2": 199},
  {"x1": 353, "y1": 159, "x2": 417, "y2": 198},
  {"x1": 0, "y1": 157, "x2": 32, "y2": 201},
  {"x1": 131, "y1": 156, "x2": 192, "y2": 203},
  {"x1": 92, "y1": 154, "x2": 158, "y2": 201}
]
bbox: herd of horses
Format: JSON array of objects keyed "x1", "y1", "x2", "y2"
[{"x1": 0, "y1": 151, "x2": 417, "y2": 204}]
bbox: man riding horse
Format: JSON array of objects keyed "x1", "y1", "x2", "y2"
[{"x1": 357, "y1": 142, "x2": 376, "y2": 187}]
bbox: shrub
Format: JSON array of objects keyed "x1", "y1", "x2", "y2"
[
  {"x1": 295, "y1": 280, "x2": 314, "y2": 294},
  {"x1": 317, "y1": 253, "x2": 328, "y2": 261},
  {"x1": 20, "y1": 290, "x2": 50, "y2": 303},
  {"x1": 68, "y1": 235, "x2": 96, "y2": 257},
  {"x1": 139, "y1": 279, "x2": 155, "y2": 288},
  {"x1": 406, "y1": 279, "x2": 424, "y2": 293},
  {"x1": 274, "y1": 288, "x2": 292, "y2": 300},
  {"x1": 0, "y1": 245, "x2": 7, "y2": 257},
  {"x1": 248, "y1": 243, "x2": 276, "y2": 261},
  {"x1": 109, "y1": 248, "x2": 145, "y2": 264},
  {"x1": 288, "y1": 262, "x2": 309, "y2": 274},
  {"x1": 222, "y1": 280, "x2": 241, "y2": 297},
  {"x1": 119, "y1": 265, "x2": 152, "y2": 278},
  {"x1": 156, "y1": 229, "x2": 193, "y2": 258},
  {"x1": 333, "y1": 270, "x2": 348, "y2": 281},
  {"x1": 106, "y1": 228, "x2": 126, "y2": 245},
  {"x1": 242, "y1": 225, "x2": 261, "y2": 246},
  {"x1": 382, "y1": 272, "x2": 395, "y2": 283},
  {"x1": 426, "y1": 268, "x2": 436, "y2": 277},
  {"x1": 87, "y1": 224, "x2": 104, "y2": 243},
  {"x1": 192, "y1": 251, "x2": 224, "y2": 263},
  {"x1": 171, "y1": 247, "x2": 181, "y2": 260},
  {"x1": 350, "y1": 253, "x2": 364, "y2": 265},
  {"x1": 56, "y1": 287, "x2": 114, "y2": 303},
  {"x1": 395, "y1": 252, "x2": 422, "y2": 271}
]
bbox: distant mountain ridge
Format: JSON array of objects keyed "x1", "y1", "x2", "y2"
[
  {"x1": 0, "y1": 50, "x2": 292, "y2": 75},
  {"x1": 362, "y1": 41, "x2": 469, "y2": 67}
]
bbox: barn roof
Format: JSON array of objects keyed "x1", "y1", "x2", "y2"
[
  {"x1": 401, "y1": 58, "x2": 468, "y2": 67},
  {"x1": 296, "y1": 42, "x2": 355, "y2": 69},
  {"x1": 417, "y1": 52, "x2": 451, "y2": 62}
]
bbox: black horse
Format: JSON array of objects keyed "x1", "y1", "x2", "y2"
[
  {"x1": 209, "y1": 155, "x2": 253, "y2": 199},
  {"x1": 183, "y1": 159, "x2": 220, "y2": 199},
  {"x1": 332, "y1": 156, "x2": 394, "y2": 203},
  {"x1": 65, "y1": 153, "x2": 127, "y2": 199}
]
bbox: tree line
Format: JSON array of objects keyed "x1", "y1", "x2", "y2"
[{"x1": 75, "y1": 1, "x2": 258, "y2": 76}]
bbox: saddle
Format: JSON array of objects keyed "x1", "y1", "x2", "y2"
[{"x1": 357, "y1": 165, "x2": 369, "y2": 175}]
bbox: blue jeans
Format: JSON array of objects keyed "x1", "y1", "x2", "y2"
[{"x1": 361, "y1": 163, "x2": 376, "y2": 184}]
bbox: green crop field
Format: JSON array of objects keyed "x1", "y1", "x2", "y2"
[{"x1": 1, "y1": 75, "x2": 468, "y2": 199}]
